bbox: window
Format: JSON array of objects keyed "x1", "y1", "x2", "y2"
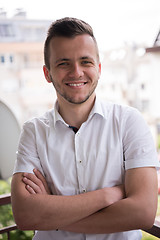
[
  {"x1": 9, "y1": 55, "x2": 14, "y2": 63},
  {"x1": 0, "y1": 55, "x2": 5, "y2": 63},
  {"x1": 0, "y1": 24, "x2": 15, "y2": 37},
  {"x1": 0, "y1": 54, "x2": 15, "y2": 65},
  {"x1": 141, "y1": 83, "x2": 145, "y2": 90}
]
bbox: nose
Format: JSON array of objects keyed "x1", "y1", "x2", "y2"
[{"x1": 69, "y1": 63, "x2": 84, "y2": 79}]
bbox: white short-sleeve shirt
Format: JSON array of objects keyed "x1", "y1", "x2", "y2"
[{"x1": 14, "y1": 98, "x2": 159, "y2": 240}]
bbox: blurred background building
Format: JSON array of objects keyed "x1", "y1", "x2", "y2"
[
  {"x1": 0, "y1": 8, "x2": 53, "y2": 123},
  {"x1": 0, "y1": 5, "x2": 160, "y2": 239},
  {"x1": 0, "y1": 8, "x2": 160, "y2": 148}
]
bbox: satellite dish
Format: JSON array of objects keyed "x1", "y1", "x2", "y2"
[{"x1": 0, "y1": 100, "x2": 21, "y2": 180}]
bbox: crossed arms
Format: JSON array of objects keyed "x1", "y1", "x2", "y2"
[{"x1": 11, "y1": 167, "x2": 158, "y2": 234}]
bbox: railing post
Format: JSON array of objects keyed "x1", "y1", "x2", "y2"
[
  {"x1": 7, "y1": 231, "x2": 10, "y2": 240},
  {"x1": 0, "y1": 193, "x2": 18, "y2": 237}
]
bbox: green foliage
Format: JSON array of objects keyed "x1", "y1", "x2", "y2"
[
  {"x1": 157, "y1": 134, "x2": 160, "y2": 150},
  {"x1": 0, "y1": 179, "x2": 13, "y2": 228},
  {"x1": 0, "y1": 179, "x2": 33, "y2": 240},
  {"x1": 141, "y1": 196, "x2": 160, "y2": 240},
  {"x1": 0, "y1": 179, "x2": 160, "y2": 240},
  {"x1": 142, "y1": 231, "x2": 159, "y2": 240},
  {"x1": 0, "y1": 179, "x2": 11, "y2": 194}
]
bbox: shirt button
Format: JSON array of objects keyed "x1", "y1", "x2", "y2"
[
  {"x1": 83, "y1": 189, "x2": 86, "y2": 193},
  {"x1": 79, "y1": 160, "x2": 82, "y2": 163}
]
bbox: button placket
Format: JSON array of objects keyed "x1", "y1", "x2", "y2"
[{"x1": 74, "y1": 132, "x2": 86, "y2": 194}]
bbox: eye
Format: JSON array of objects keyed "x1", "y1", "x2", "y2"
[
  {"x1": 81, "y1": 60, "x2": 93, "y2": 66},
  {"x1": 57, "y1": 62, "x2": 69, "y2": 67}
]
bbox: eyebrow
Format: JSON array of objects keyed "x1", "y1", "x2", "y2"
[
  {"x1": 81, "y1": 56, "x2": 94, "y2": 60},
  {"x1": 55, "y1": 58, "x2": 70, "y2": 64},
  {"x1": 55, "y1": 56, "x2": 94, "y2": 64}
]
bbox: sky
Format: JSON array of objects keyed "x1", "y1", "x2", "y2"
[{"x1": 0, "y1": 0, "x2": 160, "y2": 51}]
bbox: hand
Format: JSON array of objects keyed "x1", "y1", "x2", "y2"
[
  {"x1": 103, "y1": 184, "x2": 125, "y2": 206},
  {"x1": 22, "y1": 169, "x2": 51, "y2": 195}
]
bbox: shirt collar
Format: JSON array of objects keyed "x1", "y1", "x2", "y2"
[
  {"x1": 52, "y1": 101, "x2": 68, "y2": 128},
  {"x1": 88, "y1": 97, "x2": 106, "y2": 119},
  {"x1": 52, "y1": 97, "x2": 107, "y2": 128}
]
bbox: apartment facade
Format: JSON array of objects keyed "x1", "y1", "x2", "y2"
[
  {"x1": 0, "y1": 10, "x2": 160, "y2": 147},
  {"x1": 0, "y1": 10, "x2": 54, "y2": 124}
]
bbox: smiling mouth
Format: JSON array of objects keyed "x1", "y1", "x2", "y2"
[{"x1": 66, "y1": 82, "x2": 87, "y2": 87}]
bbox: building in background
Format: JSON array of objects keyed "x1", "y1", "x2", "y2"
[
  {"x1": 0, "y1": 8, "x2": 54, "y2": 124},
  {"x1": 97, "y1": 30, "x2": 160, "y2": 146},
  {"x1": 0, "y1": 9, "x2": 160, "y2": 149}
]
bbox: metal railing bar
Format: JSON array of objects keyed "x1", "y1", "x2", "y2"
[
  {"x1": 0, "y1": 224, "x2": 17, "y2": 234},
  {"x1": 144, "y1": 219, "x2": 160, "y2": 238},
  {"x1": 0, "y1": 193, "x2": 11, "y2": 205},
  {"x1": 0, "y1": 193, "x2": 160, "y2": 238}
]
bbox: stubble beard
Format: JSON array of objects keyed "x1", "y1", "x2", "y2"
[{"x1": 50, "y1": 75, "x2": 98, "y2": 105}]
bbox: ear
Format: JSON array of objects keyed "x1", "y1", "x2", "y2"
[
  {"x1": 43, "y1": 65, "x2": 52, "y2": 83},
  {"x1": 98, "y1": 62, "x2": 101, "y2": 79}
]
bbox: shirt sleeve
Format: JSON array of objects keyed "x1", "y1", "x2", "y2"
[
  {"x1": 13, "y1": 120, "x2": 44, "y2": 175},
  {"x1": 122, "y1": 108, "x2": 160, "y2": 170}
]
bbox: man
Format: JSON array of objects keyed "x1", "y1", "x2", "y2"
[{"x1": 11, "y1": 17, "x2": 159, "y2": 240}]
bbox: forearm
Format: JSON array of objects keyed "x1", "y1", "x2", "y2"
[
  {"x1": 12, "y1": 185, "x2": 104, "y2": 230},
  {"x1": 62, "y1": 196, "x2": 156, "y2": 234},
  {"x1": 62, "y1": 168, "x2": 158, "y2": 234},
  {"x1": 11, "y1": 173, "x2": 124, "y2": 230}
]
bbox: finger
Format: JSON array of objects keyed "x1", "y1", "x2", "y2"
[
  {"x1": 23, "y1": 176, "x2": 42, "y2": 194},
  {"x1": 33, "y1": 169, "x2": 51, "y2": 194},
  {"x1": 33, "y1": 169, "x2": 45, "y2": 182},
  {"x1": 33, "y1": 169, "x2": 49, "y2": 193},
  {"x1": 25, "y1": 184, "x2": 36, "y2": 194},
  {"x1": 23, "y1": 172, "x2": 44, "y2": 192}
]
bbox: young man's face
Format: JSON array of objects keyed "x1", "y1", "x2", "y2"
[{"x1": 43, "y1": 34, "x2": 101, "y2": 105}]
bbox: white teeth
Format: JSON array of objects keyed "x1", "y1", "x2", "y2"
[{"x1": 68, "y1": 83, "x2": 84, "y2": 87}]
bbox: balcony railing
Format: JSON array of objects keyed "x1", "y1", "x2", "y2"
[
  {"x1": 0, "y1": 193, "x2": 160, "y2": 239},
  {"x1": 0, "y1": 193, "x2": 17, "y2": 239}
]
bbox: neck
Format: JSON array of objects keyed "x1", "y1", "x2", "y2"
[{"x1": 57, "y1": 94, "x2": 96, "y2": 129}]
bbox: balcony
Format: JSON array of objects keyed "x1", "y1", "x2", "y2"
[
  {"x1": 0, "y1": 193, "x2": 160, "y2": 239},
  {"x1": 0, "y1": 193, "x2": 34, "y2": 239},
  {"x1": 0, "y1": 193, "x2": 17, "y2": 239}
]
